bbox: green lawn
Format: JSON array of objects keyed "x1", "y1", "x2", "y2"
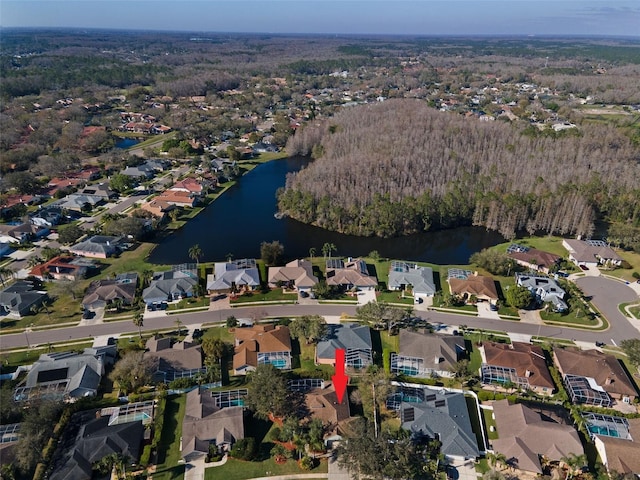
[
  {"x1": 482, "y1": 408, "x2": 498, "y2": 440},
  {"x1": 376, "y1": 291, "x2": 414, "y2": 305},
  {"x1": 540, "y1": 309, "x2": 601, "y2": 327},
  {"x1": 167, "y1": 297, "x2": 210, "y2": 310},
  {"x1": 152, "y1": 395, "x2": 186, "y2": 480},
  {"x1": 205, "y1": 457, "x2": 327, "y2": 480},
  {"x1": 630, "y1": 305, "x2": 640, "y2": 320},
  {"x1": 230, "y1": 289, "x2": 297, "y2": 304}
]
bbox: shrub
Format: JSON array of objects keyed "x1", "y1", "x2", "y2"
[
  {"x1": 169, "y1": 377, "x2": 196, "y2": 389},
  {"x1": 299, "y1": 455, "x2": 317, "y2": 471},
  {"x1": 140, "y1": 445, "x2": 152, "y2": 466},
  {"x1": 633, "y1": 271, "x2": 640, "y2": 279},
  {"x1": 230, "y1": 438, "x2": 257, "y2": 461}
]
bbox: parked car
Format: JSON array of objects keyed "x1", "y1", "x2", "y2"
[
  {"x1": 579, "y1": 265, "x2": 589, "y2": 271},
  {"x1": 595, "y1": 341, "x2": 606, "y2": 347}
]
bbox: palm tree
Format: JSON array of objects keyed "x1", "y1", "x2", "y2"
[
  {"x1": 0, "y1": 266, "x2": 13, "y2": 286},
  {"x1": 175, "y1": 317, "x2": 184, "y2": 337},
  {"x1": 133, "y1": 312, "x2": 144, "y2": 339},
  {"x1": 561, "y1": 453, "x2": 586, "y2": 479},
  {"x1": 322, "y1": 242, "x2": 337, "y2": 260},
  {"x1": 188, "y1": 243, "x2": 203, "y2": 266},
  {"x1": 308, "y1": 247, "x2": 316, "y2": 261}
]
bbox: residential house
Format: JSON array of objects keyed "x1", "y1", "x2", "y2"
[
  {"x1": 447, "y1": 269, "x2": 499, "y2": 304},
  {"x1": 591, "y1": 416, "x2": 640, "y2": 476},
  {"x1": 76, "y1": 182, "x2": 115, "y2": 201},
  {"x1": 142, "y1": 267, "x2": 198, "y2": 307},
  {"x1": 515, "y1": 272, "x2": 567, "y2": 312},
  {"x1": 491, "y1": 399, "x2": 583, "y2": 475},
  {"x1": 480, "y1": 341, "x2": 555, "y2": 396},
  {"x1": 154, "y1": 189, "x2": 198, "y2": 208},
  {"x1": 316, "y1": 323, "x2": 373, "y2": 369},
  {"x1": 391, "y1": 330, "x2": 465, "y2": 378},
  {"x1": 562, "y1": 238, "x2": 622, "y2": 268},
  {"x1": 120, "y1": 163, "x2": 157, "y2": 180},
  {"x1": 138, "y1": 198, "x2": 175, "y2": 220},
  {"x1": 233, "y1": 324, "x2": 292, "y2": 374},
  {"x1": 69, "y1": 235, "x2": 122, "y2": 258},
  {"x1": 15, "y1": 349, "x2": 113, "y2": 402},
  {"x1": 506, "y1": 243, "x2": 561, "y2": 274},
  {"x1": 399, "y1": 387, "x2": 479, "y2": 460},
  {"x1": 268, "y1": 259, "x2": 318, "y2": 292},
  {"x1": 52, "y1": 193, "x2": 104, "y2": 212},
  {"x1": 29, "y1": 255, "x2": 95, "y2": 281},
  {"x1": 82, "y1": 272, "x2": 138, "y2": 310},
  {"x1": 304, "y1": 381, "x2": 350, "y2": 434},
  {"x1": 0, "y1": 280, "x2": 47, "y2": 318},
  {"x1": 30, "y1": 207, "x2": 62, "y2": 227},
  {"x1": 325, "y1": 258, "x2": 377, "y2": 291},
  {"x1": 170, "y1": 177, "x2": 207, "y2": 196},
  {"x1": 207, "y1": 259, "x2": 260, "y2": 294},
  {"x1": 181, "y1": 387, "x2": 245, "y2": 462},
  {"x1": 49, "y1": 414, "x2": 144, "y2": 480},
  {"x1": 0, "y1": 223, "x2": 49, "y2": 244},
  {"x1": 388, "y1": 261, "x2": 436, "y2": 301},
  {"x1": 553, "y1": 347, "x2": 637, "y2": 406},
  {"x1": 144, "y1": 337, "x2": 204, "y2": 382}
]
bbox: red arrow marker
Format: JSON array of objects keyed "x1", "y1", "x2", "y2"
[{"x1": 331, "y1": 348, "x2": 349, "y2": 404}]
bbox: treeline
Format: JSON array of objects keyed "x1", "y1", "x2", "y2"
[{"x1": 279, "y1": 99, "x2": 640, "y2": 239}]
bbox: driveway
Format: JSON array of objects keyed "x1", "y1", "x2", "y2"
[
  {"x1": 357, "y1": 289, "x2": 377, "y2": 305},
  {"x1": 575, "y1": 275, "x2": 640, "y2": 345}
]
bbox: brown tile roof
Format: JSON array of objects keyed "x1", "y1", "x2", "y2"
[
  {"x1": 304, "y1": 382, "x2": 350, "y2": 433},
  {"x1": 233, "y1": 325, "x2": 291, "y2": 370},
  {"x1": 156, "y1": 190, "x2": 196, "y2": 207},
  {"x1": 448, "y1": 274, "x2": 498, "y2": 301},
  {"x1": 507, "y1": 248, "x2": 561, "y2": 270},
  {"x1": 268, "y1": 259, "x2": 318, "y2": 288},
  {"x1": 492, "y1": 399, "x2": 583, "y2": 474},
  {"x1": 553, "y1": 348, "x2": 637, "y2": 398},
  {"x1": 596, "y1": 418, "x2": 640, "y2": 475},
  {"x1": 482, "y1": 342, "x2": 555, "y2": 390}
]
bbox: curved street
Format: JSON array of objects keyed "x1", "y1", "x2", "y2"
[{"x1": 2, "y1": 284, "x2": 639, "y2": 350}]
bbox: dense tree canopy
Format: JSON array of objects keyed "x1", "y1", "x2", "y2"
[
  {"x1": 288, "y1": 315, "x2": 327, "y2": 344},
  {"x1": 245, "y1": 364, "x2": 295, "y2": 419},
  {"x1": 281, "y1": 99, "x2": 640, "y2": 238}
]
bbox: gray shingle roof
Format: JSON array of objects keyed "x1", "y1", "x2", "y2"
[
  {"x1": 398, "y1": 330, "x2": 464, "y2": 369},
  {"x1": 388, "y1": 261, "x2": 436, "y2": 296},
  {"x1": 400, "y1": 388, "x2": 479, "y2": 459},
  {"x1": 142, "y1": 269, "x2": 198, "y2": 304},
  {"x1": 207, "y1": 260, "x2": 260, "y2": 291},
  {"x1": 316, "y1": 323, "x2": 372, "y2": 361}
]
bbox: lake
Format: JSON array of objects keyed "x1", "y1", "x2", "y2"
[
  {"x1": 147, "y1": 157, "x2": 505, "y2": 265},
  {"x1": 115, "y1": 137, "x2": 141, "y2": 149}
]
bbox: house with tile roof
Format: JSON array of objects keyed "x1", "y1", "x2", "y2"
[
  {"x1": 316, "y1": 323, "x2": 373, "y2": 369},
  {"x1": 142, "y1": 267, "x2": 198, "y2": 306},
  {"x1": 491, "y1": 399, "x2": 583, "y2": 475},
  {"x1": 325, "y1": 258, "x2": 377, "y2": 291},
  {"x1": 233, "y1": 324, "x2": 292, "y2": 374},
  {"x1": 388, "y1": 261, "x2": 436, "y2": 301},
  {"x1": 181, "y1": 387, "x2": 245, "y2": 462},
  {"x1": 29, "y1": 255, "x2": 95, "y2": 281},
  {"x1": 400, "y1": 387, "x2": 479, "y2": 461},
  {"x1": 0, "y1": 280, "x2": 48, "y2": 318},
  {"x1": 268, "y1": 259, "x2": 318, "y2": 292},
  {"x1": 562, "y1": 238, "x2": 622, "y2": 268},
  {"x1": 447, "y1": 270, "x2": 498, "y2": 304},
  {"x1": 391, "y1": 330, "x2": 465, "y2": 378},
  {"x1": 207, "y1": 259, "x2": 260, "y2": 294},
  {"x1": 304, "y1": 381, "x2": 351, "y2": 434},
  {"x1": 593, "y1": 417, "x2": 640, "y2": 476},
  {"x1": 480, "y1": 341, "x2": 555, "y2": 396},
  {"x1": 553, "y1": 347, "x2": 637, "y2": 406},
  {"x1": 154, "y1": 189, "x2": 198, "y2": 208},
  {"x1": 506, "y1": 243, "x2": 561, "y2": 274}
]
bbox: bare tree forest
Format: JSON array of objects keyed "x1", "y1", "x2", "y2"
[{"x1": 280, "y1": 99, "x2": 640, "y2": 239}]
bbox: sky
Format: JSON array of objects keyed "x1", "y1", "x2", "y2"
[{"x1": 1, "y1": 0, "x2": 639, "y2": 37}]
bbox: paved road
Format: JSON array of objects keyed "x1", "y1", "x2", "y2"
[
  {"x1": 79, "y1": 194, "x2": 148, "y2": 230},
  {"x1": 575, "y1": 276, "x2": 640, "y2": 346},
  {"x1": 2, "y1": 301, "x2": 637, "y2": 351}
]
